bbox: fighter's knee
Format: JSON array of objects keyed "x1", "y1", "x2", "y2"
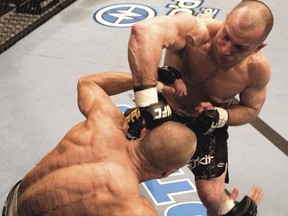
[
  {"x1": 197, "y1": 185, "x2": 227, "y2": 215},
  {"x1": 200, "y1": 190, "x2": 223, "y2": 209}
]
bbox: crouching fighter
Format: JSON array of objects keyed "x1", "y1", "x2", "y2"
[
  {"x1": 2, "y1": 72, "x2": 197, "y2": 216},
  {"x1": 125, "y1": 66, "x2": 263, "y2": 216}
]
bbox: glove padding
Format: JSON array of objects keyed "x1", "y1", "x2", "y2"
[
  {"x1": 134, "y1": 67, "x2": 179, "y2": 129},
  {"x1": 220, "y1": 196, "x2": 258, "y2": 216},
  {"x1": 158, "y1": 66, "x2": 182, "y2": 85},
  {"x1": 190, "y1": 107, "x2": 229, "y2": 135},
  {"x1": 124, "y1": 107, "x2": 144, "y2": 140},
  {"x1": 140, "y1": 101, "x2": 172, "y2": 129}
]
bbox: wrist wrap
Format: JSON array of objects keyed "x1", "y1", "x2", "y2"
[{"x1": 134, "y1": 86, "x2": 158, "y2": 107}]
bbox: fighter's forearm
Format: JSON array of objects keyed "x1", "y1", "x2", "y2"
[
  {"x1": 128, "y1": 23, "x2": 162, "y2": 87},
  {"x1": 226, "y1": 104, "x2": 261, "y2": 126}
]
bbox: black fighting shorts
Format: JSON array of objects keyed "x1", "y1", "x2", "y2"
[
  {"x1": 125, "y1": 107, "x2": 229, "y2": 183},
  {"x1": 2, "y1": 180, "x2": 21, "y2": 216},
  {"x1": 158, "y1": 110, "x2": 229, "y2": 182}
]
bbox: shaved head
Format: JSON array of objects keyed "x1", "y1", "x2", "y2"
[
  {"x1": 140, "y1": 121, "x2": 196, "y2": 171},
  {"x1": 228, "y1": 0, "x2": 274, "y2": 41}
]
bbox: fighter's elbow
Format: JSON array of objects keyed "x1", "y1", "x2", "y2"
[
  {"x1": 131, "y1": 22, "x2": 149, "y2": 38},
  {"x1": 246, "y1": 107, "x2": 261, "y2": 123},
  {"x1": 77, "y1": 75, "x2": 99, "y2": 91},
  {"x1": 77, "y1": 75, "x2": 87, "y2": 89}
]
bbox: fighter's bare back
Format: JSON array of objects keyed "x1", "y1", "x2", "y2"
[{"x1": 16, "y1": 108, "x2": 156, "y2": 215}]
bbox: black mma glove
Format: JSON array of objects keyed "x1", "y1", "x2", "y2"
[
  {"x1": 190, "y1": 107, "x2": 229, "y2": 135},
  {"x1": 158, "y1": 66, "x2": 182, "y2": 84},
  {"x1": 134, "y1": 66, "x2": 181, "y2": 128},
  {"x1": 134, "y1": 85, "x2": 172, "y2": 129},
  {"x1": 157, "y1": 66, "x2": 182, "y2": 92},
  {"x1": 124, "y1": 107, "x2": 144, "y2": 140},
  {"x1": 140, "y1": 101, "x2": 172, "y2": 129},
  {"x1": 219, "y1": 196, "x2": 258, "y2": 216}
]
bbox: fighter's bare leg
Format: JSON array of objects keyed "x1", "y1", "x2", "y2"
[{"x1": 195, "y1": 168, "x2": 228, "y2": 216}]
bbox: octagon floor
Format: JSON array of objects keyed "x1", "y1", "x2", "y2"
[{"x1": 0, "y1": 1, "x2": 287, "y2": 215}]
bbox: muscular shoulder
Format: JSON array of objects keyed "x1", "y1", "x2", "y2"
[
  {"x1": 203, "y1": 18, "x2": 222, "y2": 36},
  {"x1": 178, "y1": 14, "x2": 222, "y2": 47},
  {"x1": 176, "y1": 13, "x2": 213, "y2": 45},
  {"x1": 159, "y1": 13, "x2": 211, "y2": 47},
  {"x1": 245, "y1": 51, "x2": 271, "y2": 88},
  {"x1": 85, "y1": 101, "x2": 128, "y2": 137}
]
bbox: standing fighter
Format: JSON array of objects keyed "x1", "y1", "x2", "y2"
[
  {"x1": 126, "y1": 0, "x2": 273, "y2": 215},
  {"x1": 2, "y1": 72, "x2": 197, "y2": 216}
]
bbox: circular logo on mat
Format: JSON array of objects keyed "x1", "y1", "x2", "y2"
[{"x1": 93, "y1": 4, "x2": 156, "y2": 27}]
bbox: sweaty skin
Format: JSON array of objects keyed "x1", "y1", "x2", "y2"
[
  {"x1": 16, "y1": 73, "x2": 157, "y2": 216},
  {"x1": 128, "y1": 2, "x2": 273, "y2": 215},
  {"x1": 14, "y1": 72, "x2": 197, "y2": 216},
  {"x1": 129, "y1": 12, "x2": 271, "y2": 125}
]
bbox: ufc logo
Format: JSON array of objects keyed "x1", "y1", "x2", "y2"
[{"x1": 154, "y1": 105, "x2": 172, "y2": 119}]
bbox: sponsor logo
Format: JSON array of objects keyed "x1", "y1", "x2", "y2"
[
  {"x1": 188, "y1": 155, "x2": 214, "y2": 169},
  {"x1": 166, "y1": 0, "x2": 219, "y2": 18},
  {"x1": 93, "y1": 4, "x2": 156, "y2": 27},
  {"x1": 154, "y1": 105, "x2": 172, "y2": 119}
]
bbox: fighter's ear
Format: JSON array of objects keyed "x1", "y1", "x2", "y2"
[
  {"x1": 140, "y1": 127, "x2": 148, "y2": 138},
  {"x1": 256, "y1": 42, "x2": 267, "y2": 51}
]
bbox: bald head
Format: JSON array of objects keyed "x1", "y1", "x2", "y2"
[
  {"x1": 139, "y1": 121, "x2": 196, "y2": 172},
  {"x1": 228, "y1": 0, "x2": 274, "y2": 41}
]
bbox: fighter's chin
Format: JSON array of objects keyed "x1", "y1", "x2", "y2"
[
  {"x1": 216, "y1": 52, "x2": 234, "y2": 65},
  {"x1": 212, "y1": 46, "x2": 233, "y2": 65}
]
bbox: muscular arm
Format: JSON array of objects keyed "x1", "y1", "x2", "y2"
[
  {"x1": 227, "y1": 60, "x2": 271, "y2": 126},
  {"x1": 128, "y1": 12, "x2": 204, "y2": 87},
  {"x1": 77, "y1": 72, "x2": 133, "y2": 118},
  {"x1": 226, "y1": 86, "x2": 267, "y2": 126}
]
